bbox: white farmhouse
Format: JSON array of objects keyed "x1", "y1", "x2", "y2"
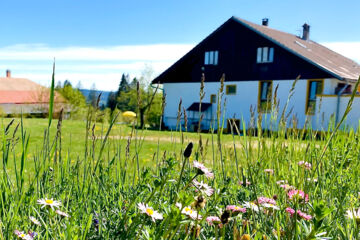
[{"x1": 152, "y1": 17, "x2": 360, "y2": 132}]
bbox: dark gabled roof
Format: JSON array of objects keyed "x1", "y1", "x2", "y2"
[
  {"x1": 152, "y1": 17, "x2": 360, "y2": 84},
  {"x1": 187, "y1": 102, "x2": 212, "y2": 112},
  {"x1": 233, "y1": 17, "x2": 360, "y2": 81}
]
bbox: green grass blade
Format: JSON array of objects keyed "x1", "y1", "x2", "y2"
[{"x1": 48, "y1": 61, "x2": 55, "y2": 128}]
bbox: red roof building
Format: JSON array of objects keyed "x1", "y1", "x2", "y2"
[{"x1": 0, "y1": 70, "x2": 64, "y2": 115}]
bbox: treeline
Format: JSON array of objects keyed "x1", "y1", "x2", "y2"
[
  {"x1": 56, "y1": 72, "x2": 163, "y2": 128},
  {"x1": 106, "y1": 73, "x2": 163, "y2": 128}
]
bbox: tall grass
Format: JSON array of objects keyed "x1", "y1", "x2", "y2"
[{"x1": 1, "y1": 72, "x2": 360, "y2": 239}]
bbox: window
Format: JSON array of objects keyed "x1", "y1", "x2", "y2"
[
  {"x1": 306, "y1": 79, "x2": 323, "y2": 115},
  {"x1": 210, "y1": 94, "x2": 216, "y2": 103},
  {"x1": 204, "y1": 51, "x2": 219, "y2": 65},
  {"x1": 258, "y1": 81, "x2": 273, "y2": 112},
  {"x1": 256, "y1": 47, "x2": 274, "y2": 63},
  {"x1": 226, "y1": 85, "x2": 237, "y2": 95},
  {"x1": 335, "y1": 83, "x2": 352, "y2": 94}
]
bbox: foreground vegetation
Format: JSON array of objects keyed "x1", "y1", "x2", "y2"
[
  {"x1": 1, "y1": 109, "x2": 360, "y2": 239},
  {"x1": 1, "y1": 70, "x2": 360, "y2": 239}
]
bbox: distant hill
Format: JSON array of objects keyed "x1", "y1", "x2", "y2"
[{"x1": 80, "y1": 89, "x2": 112, "y2": 107}]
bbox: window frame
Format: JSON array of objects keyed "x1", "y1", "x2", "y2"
[
  {"x1": 305, "y1": 79, "x2": 324, "y2": 115},
  {"x1": 204, "y1": 51, "x2": 219, "y2": 65},
  {"x1": 258, "y1": 80, "x2": 273, "y2": 113},
  {"x1": 256, "y1": 47, "x2": 274, "y2": 63},
  {"x1": 226, "y1": 85, "x2": 237, "y2": 95}
]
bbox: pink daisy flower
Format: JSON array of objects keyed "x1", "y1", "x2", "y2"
[
  {"x1": 257, "y1": 197, "x2": 276, "y2": 205},
  {"x1": 206, "y1": 216, "x2": 221, "y2": 225},
  {"x1": 287, "y1": 189, "x2": 309, "y2": 202},
  {"x1": 276, "y1": 180, "x2": 286, "y2": 185},
  {"x1": 264, "y1": 169, "x2": 274, "y2": 174},
  {"x1": 297, "y1": 210, "x2": 312, "y2": 220},
  {"x1": 286, "y1": 207, "x2": 295, "y2": 215},
  {"x1": 226, "y1": 205, "x2": 246, "y2": 213},
  {"x1": 279, "y1": 184, "x2": 295, "y2": 191},
  {"x1": 298, "y1": 161, "x2": 312, "y2": 170},
  {"x1": 193, "y1": 161, "x2": 214, "y2": 178},
  {"x1": 239, "y1": 179, "x2": 251, "y2": 186},
  {"x1": 285, "y1": 208, "x2": 312, "y2": 220}
]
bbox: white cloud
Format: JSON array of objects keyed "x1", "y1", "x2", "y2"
[
  {"x1": 322, "y1": 42, "x2": 360, "y2": 64},
  {"x1": 0, "y1": 43, "x2": 194, "y2": 90},
  {"x1": 0, "y1": 44, "x2": 194, "y2": 61}
]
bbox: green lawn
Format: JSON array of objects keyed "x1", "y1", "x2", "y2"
[
  {"x1": 0, "y1": 117, "x2": 315, "y2": 180},
  {"x1": 2, "y1": 116, "x2": 360, "y2": 239},
  {"x1": 0, "y1": 118, "x2": 232, "y2": 173}
]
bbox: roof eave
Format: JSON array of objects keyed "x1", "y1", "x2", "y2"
[{"x1": 231, "y1": 17, "x2": 345, "y2": 81}]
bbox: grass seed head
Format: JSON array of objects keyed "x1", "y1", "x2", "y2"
[{"x1": 184, "y1": 142, "x2": 193, "y2": 158}]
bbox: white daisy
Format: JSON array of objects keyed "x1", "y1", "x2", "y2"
[
  {"x1": 55, "y1": 210, "x2": 71, "y2": 218},
  {"x1": 192, "y1": 180, "x2": 214, "y2": 197},
  {"x1": 137, "y1": 203, "x2": 163, "y2": 222},
  {"x1": 37, "y1": 198, "x2": 61, "y2": 210},
  {"x1": 346, "y1": 208, "x2": 360, "y2": 224},
  {"x1": 14, "y1": 230, "x2": 33, "y2": 240},
  {"x1": 193, "y1": 161, "x2": 214, "y2": 178},
  {"x1": 29, "y1": 216, "x2": 41, "y2": 226},
  {"x1": 262, "y1": 203, "x2": 280, "y2": 210},
  {"x1": 243, "y1": 201, "x2": 261, "y2": 212},
  {"x1": 176, "y1": 202, "x2": 202, "y2": 220}
]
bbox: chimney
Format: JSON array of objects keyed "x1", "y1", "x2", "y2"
[
  {"x1": 6, "y1": 69, "x2": 11, "y2": 78},
  {"x1": 262, "y1": 18, "x2": 269, "y2": 26},
  {"x1": 302, "y1": 23, "x2": 310, "y2": 40}
]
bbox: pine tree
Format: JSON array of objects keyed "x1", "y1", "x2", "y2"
[
  {"x1": 129, "y1": 77, "x2": 138, "y2": 89},
  {"x1": 116, "y1": 74, "x2": 130, "y2": 96},
  {"x1": 63, "y1": 80, "x2": 72, "y2": 87},
  {"x1": 106, "y1": 92, "x2": 117, "y2": 111},
  {"x1": 87, "y1": 83, "x2": 98, "y2": 108}
]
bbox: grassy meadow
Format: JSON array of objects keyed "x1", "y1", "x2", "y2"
[{"x1": 1, "y1": 75, "x2": 360, "y2": 239}]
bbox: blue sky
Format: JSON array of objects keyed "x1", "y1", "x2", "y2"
[{"x1": 0, "y1": 0, "x2": 359, "y2": 90}]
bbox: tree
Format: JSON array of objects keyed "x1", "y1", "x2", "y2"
[
  {"x1": 118, "y1": 66, "x2": 161, "y2": 128},
  {"x1": 87, "y1": 83, "x2": 98, "y2": 108},
  {"x1": 114, "y1": 73, "x2": 132, "y2": 111},
  {"x1": 57, "y1": 82, "x2": 87, "y2": 119},
  {"x1": 106, "y1": 92, "x2": 117, "y2": 111},
  {"x1": 117, "y1": 73, "x2": 130, "y2": 96},
  {"x1": 76, "y1": 81, "x2": 82, "y2": 90},
  {"x1": 63, "y1": 80, "x2": 72, "y2": 87},
  {"x1": 55, "y1": 81, "x2": 62, "y2": 90},
  {"x1": 129, "y1": 77, "x2": 137, "y2": 89},
  {"x1": 136, "y1": 83, "x2": 161, "y2": 128}
]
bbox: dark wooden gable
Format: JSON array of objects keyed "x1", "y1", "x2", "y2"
[{"x1": 152, "y1": 17, "x2": 334, "y2": 84}]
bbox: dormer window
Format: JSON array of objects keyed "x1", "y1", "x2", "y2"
[
  {"x1": 204, "y1": 51, "x2": 219, "y2": 65},
  {"x1": 257, "y1": 47, "x2": 274, "y2": 63}
]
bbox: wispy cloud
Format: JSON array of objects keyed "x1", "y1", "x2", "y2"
[
  {"x1": 322, "y1": 42, "x2": 360, "y2": 64},
  {"x1": 0, "y1": 44, "x2": 194, "y2": 61},
  {"x1": 0, "y1": 43, "x2": 194, "y2": 90}
]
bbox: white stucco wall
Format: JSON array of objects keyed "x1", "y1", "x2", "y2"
[
  {"x1": 315, "y1": 95, "x2": 360, "y2": 131},
  {"x1": 162, "y1": 78, "x2": 359, "y2": 131},
  {"x1": 163, "y1": 79, "x2": 328, "y2": 131}
]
